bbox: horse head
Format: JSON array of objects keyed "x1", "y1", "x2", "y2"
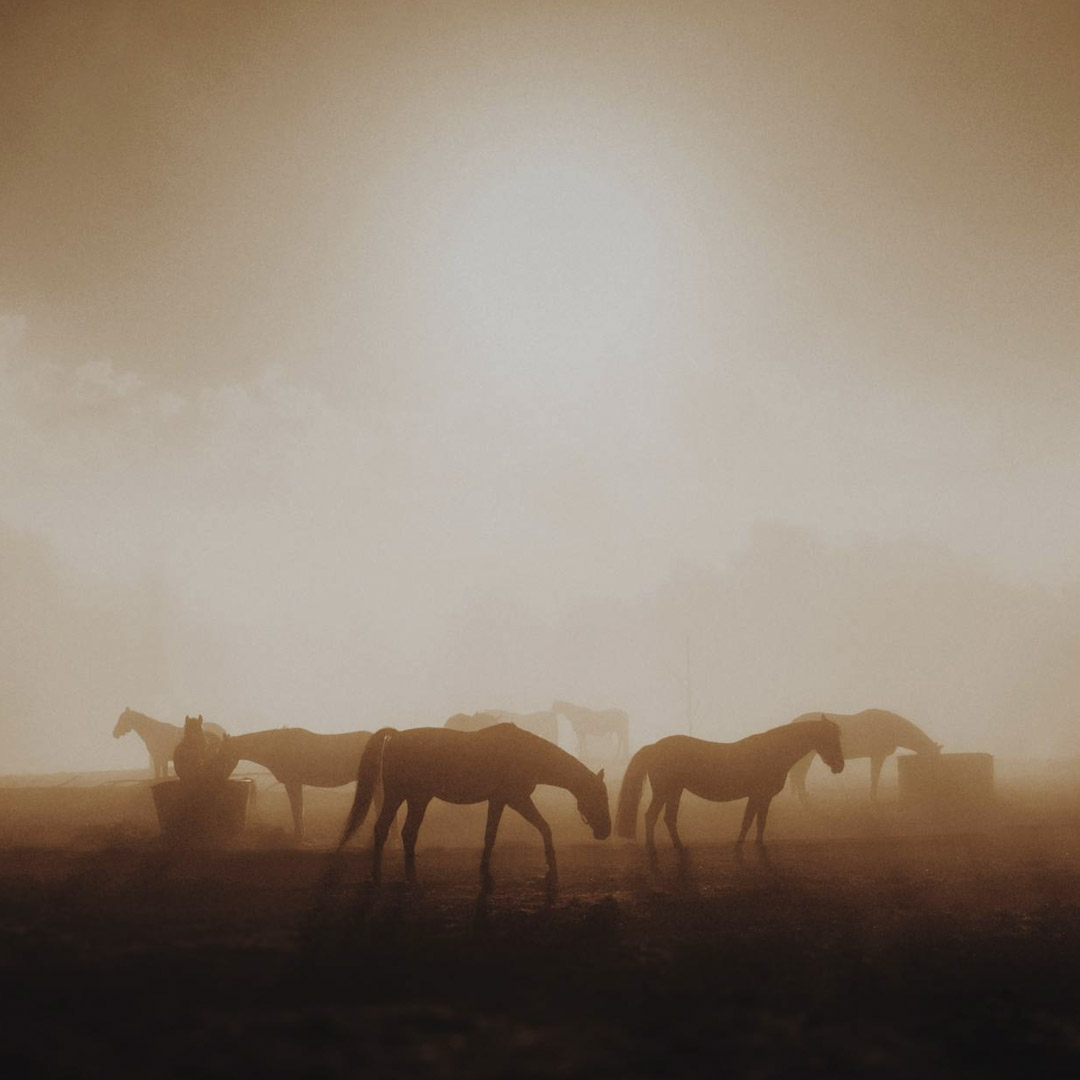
[
  {"x1": 576, "y1": 767, "x2": 612, "y2": 840},
  {"x1": 183, "y1": 714, "x2": 204, "y2": 736},
  {"x1": 816, "y1": 715, "x2": 845, "y2": 774},
  {"x1": 113, "y1": 707, "x2": 133, "y2": 739}
]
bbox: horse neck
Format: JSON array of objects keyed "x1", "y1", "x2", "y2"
[
  {"x1": 129, "y1": 712, "x2": 164, "y2": 735},
  {"x1": 535, "y1": 739, "x2": 594, "y2": 796},
  {"x1": 892, "y1": 718, "x2": 936, "y2": 753},
  {"x1": 782, "y1": 723, "x2": 833, "y2": 766},
  {"x1": 227, "y1": 731, "x2": 274, "y2": 765}
]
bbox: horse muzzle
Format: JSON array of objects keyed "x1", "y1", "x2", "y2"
[{"x1": 830, "y1": 761, "x2": 845, "y2": 774}]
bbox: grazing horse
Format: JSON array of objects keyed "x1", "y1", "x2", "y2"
[
  {"x1": 787, "y1": 709, "x2": 942, "y2": 803},
  {"x1": 113, "y1": 707, "x2": 225, "y2": 779},
  {"x1": 218, "y1": 727, "x2": 372, "y2": 841},
  {"x1": 444, "y1": 709, "x2": 559, "y2": 744},
  {"x1": 338, "y1": 724, "x2": 611, "y2": 893},
  {"x1": 616, "y1": 717, "x2": 844, "y2": 862},
  {"x1": 552, "y1": 700, "x2": 630, "y2": 761}
]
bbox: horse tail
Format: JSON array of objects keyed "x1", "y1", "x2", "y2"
[
  {"x1": 338, "y1": 727, "x2": 393, "y2": 850},
  {"x1": 615, "y1": 745, "x2": 652, "y2": 839}
]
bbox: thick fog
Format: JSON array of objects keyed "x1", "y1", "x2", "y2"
[{"x1": 2, "y1": 2, "x2": 1078, "y2": 772}]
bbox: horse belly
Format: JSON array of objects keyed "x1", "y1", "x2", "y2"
[
  {"x1": 686, "y1": 778, "x2": 747, "y2": 804},
  {"x1": 686, "y1": 767, "x2": 788, "y2": 804}
]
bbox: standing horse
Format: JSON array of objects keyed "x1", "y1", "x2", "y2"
[
  {"x1": 552, "y1": 700, "x2": 630, "y2": 761},
  {"x1": 218, "y1": 728, "x2": 372, "y2": 841},
  {"x1": 787, "y1": 709, "x2": 942, "y2": 803},
  {"x1": 173, "y1": 715, "x2": 230, "y2": 783},
  {"x1": 338, "y1": 724, "x2": 610, "y2": 893},
  {"x1": 616, "y1": 717, "x2": 843, "y2": 863},
  {"x1": 113, "y1": 707, "x2": 225, "y2": 779},
  {"x1": 444, "y1": 709, "x2": 559, "y2": 744}
]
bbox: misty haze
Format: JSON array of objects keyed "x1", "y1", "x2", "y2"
[{"x1": 2, "y1": 2, "x2": 1079, "y2": 1077}]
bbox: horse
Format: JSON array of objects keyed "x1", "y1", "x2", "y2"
[
  {"x1": 337, "y1": 723, "x2": 610, "y2": 894},
  {"x1": 551, "y1": 700, "x2": 630, "y2": 761},
  {"x1": 173, "y1": 714, "x2": 232, "y2": 785},
  {"x1": 113, "y1": 707, "x2": 225, "y2": 779},
  {"x1": 218, "y1": 727, "x2": 372, "y2": 841},
  {"x1": 787, "y1": 709, "x2": 942, "y2": 803},
  {"x1": 615, "y1": 716, "x2": 843, "y2": 863},
  {"x1": 444, "y1": 709, "x2": 559, "y2": 744}
]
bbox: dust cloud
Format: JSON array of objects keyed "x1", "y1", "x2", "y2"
[{"x1": 2, "y1": 6, "x2": 1080, "y2": 1070}]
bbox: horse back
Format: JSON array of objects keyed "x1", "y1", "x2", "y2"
[
  {"x1": 230, "y1": 727, "x2": 370, "y2": 786},
  {"x1": 382, "y1": 724, "x2": 561, "y2": 802}
]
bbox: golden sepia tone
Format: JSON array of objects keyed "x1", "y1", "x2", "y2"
[{"x1": 1, "y1": 2, "x2": 1078, "y2": 1076}]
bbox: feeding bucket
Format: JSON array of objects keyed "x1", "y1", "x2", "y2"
[{"x1": 151, "y1": 778, "x2": 254, "y2": 846}]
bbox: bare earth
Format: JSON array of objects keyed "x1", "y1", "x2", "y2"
[{"x1": 0, "y1": 776, "x2": 1079, "y2": 1077}]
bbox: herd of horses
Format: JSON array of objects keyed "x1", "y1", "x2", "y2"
[{"x1": 114, "y1": 704, "x2": 942, "y2": 890}]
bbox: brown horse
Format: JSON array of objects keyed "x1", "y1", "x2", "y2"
[
  {"x1": 616, "y1": 716, "x2": 843, "y2": 863},
  {"x1": 787, "y1": 709, "x2": 941, "y2": 803},
  {"x1": 338, "y1": 724, "x2": 610, "y2": 893},
  {"x1": 171, "y1": 717, "x2": 228, "y2": 786},
  {"x1": 218, "y1": 728, "x2": 372, "y2": 841},
  {"x1": 113, "y1": 708, "x2": 225, "y2": 779}
]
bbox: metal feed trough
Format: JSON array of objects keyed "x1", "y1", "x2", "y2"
[{"x1": 151, "y1": 778, "x2": 254, "y2": 846}]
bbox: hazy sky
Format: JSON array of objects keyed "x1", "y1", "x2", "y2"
[{"x1": 2, "y1": 2, "x2": 1079, "y2": 771}]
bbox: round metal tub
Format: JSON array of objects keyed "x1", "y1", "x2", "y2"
[{"x1": 151, "y1": 778, "x2": 254, "y2": 846}]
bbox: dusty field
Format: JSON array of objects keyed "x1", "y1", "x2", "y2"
[{"x1": 1, "y1": 777, "x2": 1079, "y2": 1077}]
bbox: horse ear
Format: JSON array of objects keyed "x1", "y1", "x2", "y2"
[{"x1": 596, "y1": 768, "x2": 605, "y2": 781}]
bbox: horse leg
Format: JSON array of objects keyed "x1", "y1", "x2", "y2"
[
  {"x1": 479, "y1": 800, "x2": 505, "y2": 891},
  {"x1": 754, "y1": 795, "x2": 773, "y2": 845},
  {"x1": 285, "y1": 783, "x2": 305, "y2": 842},
  {"x1": 370, "y1": 796, "x2": 403, "y2": 885},
  {"x1": 663, "y1": 788, "x2": 685, "y2": 854},
  {"x1": 736, "y1": 797, "x2": 757, "y2": 846},
  {"x1": 869, "y1": 756, "x2": 885, "y2": 801},
  {"x1": 510, "y1": 795, "x2": 557, "y2": 893},
  {"x1": 402, "y1": 797, "x2": 431, "y2": 884},
  {"x1": 790, "y1": 753, "x2": 812, "y2": 807},
  {"x1": 643, "y1": 789, "x2": 665, "y2": 869}
]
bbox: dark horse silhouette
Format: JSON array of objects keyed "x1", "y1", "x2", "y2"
[
  {"x1": 787, "y1": 709, "x2": 941, "y2": 803},
  {"x1": 338, "y1": 723, "x2": 610, "y2": 893},
  {"x1": 616, "y1": 717, "x2": 843, "y2": 863},
  {"x1": 218, "y1": 728, "x2": 372, "y2": 841},
  {"x1": 113, "y1": 708, "x2": 225, "y2": 779},
  {"x1": 444, "y1": 709, "x2": 559, "y2": 743},
  {"x1": 173, "y1": 714, "x2": 232, "y2": 785},
  {"x1": 551, "y1": 700, "x2": 630, "y2": 761}
]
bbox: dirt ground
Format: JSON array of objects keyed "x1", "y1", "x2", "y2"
[{"x1": 1, "y1": 771, "x2": 1079, "y2": 1077}]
